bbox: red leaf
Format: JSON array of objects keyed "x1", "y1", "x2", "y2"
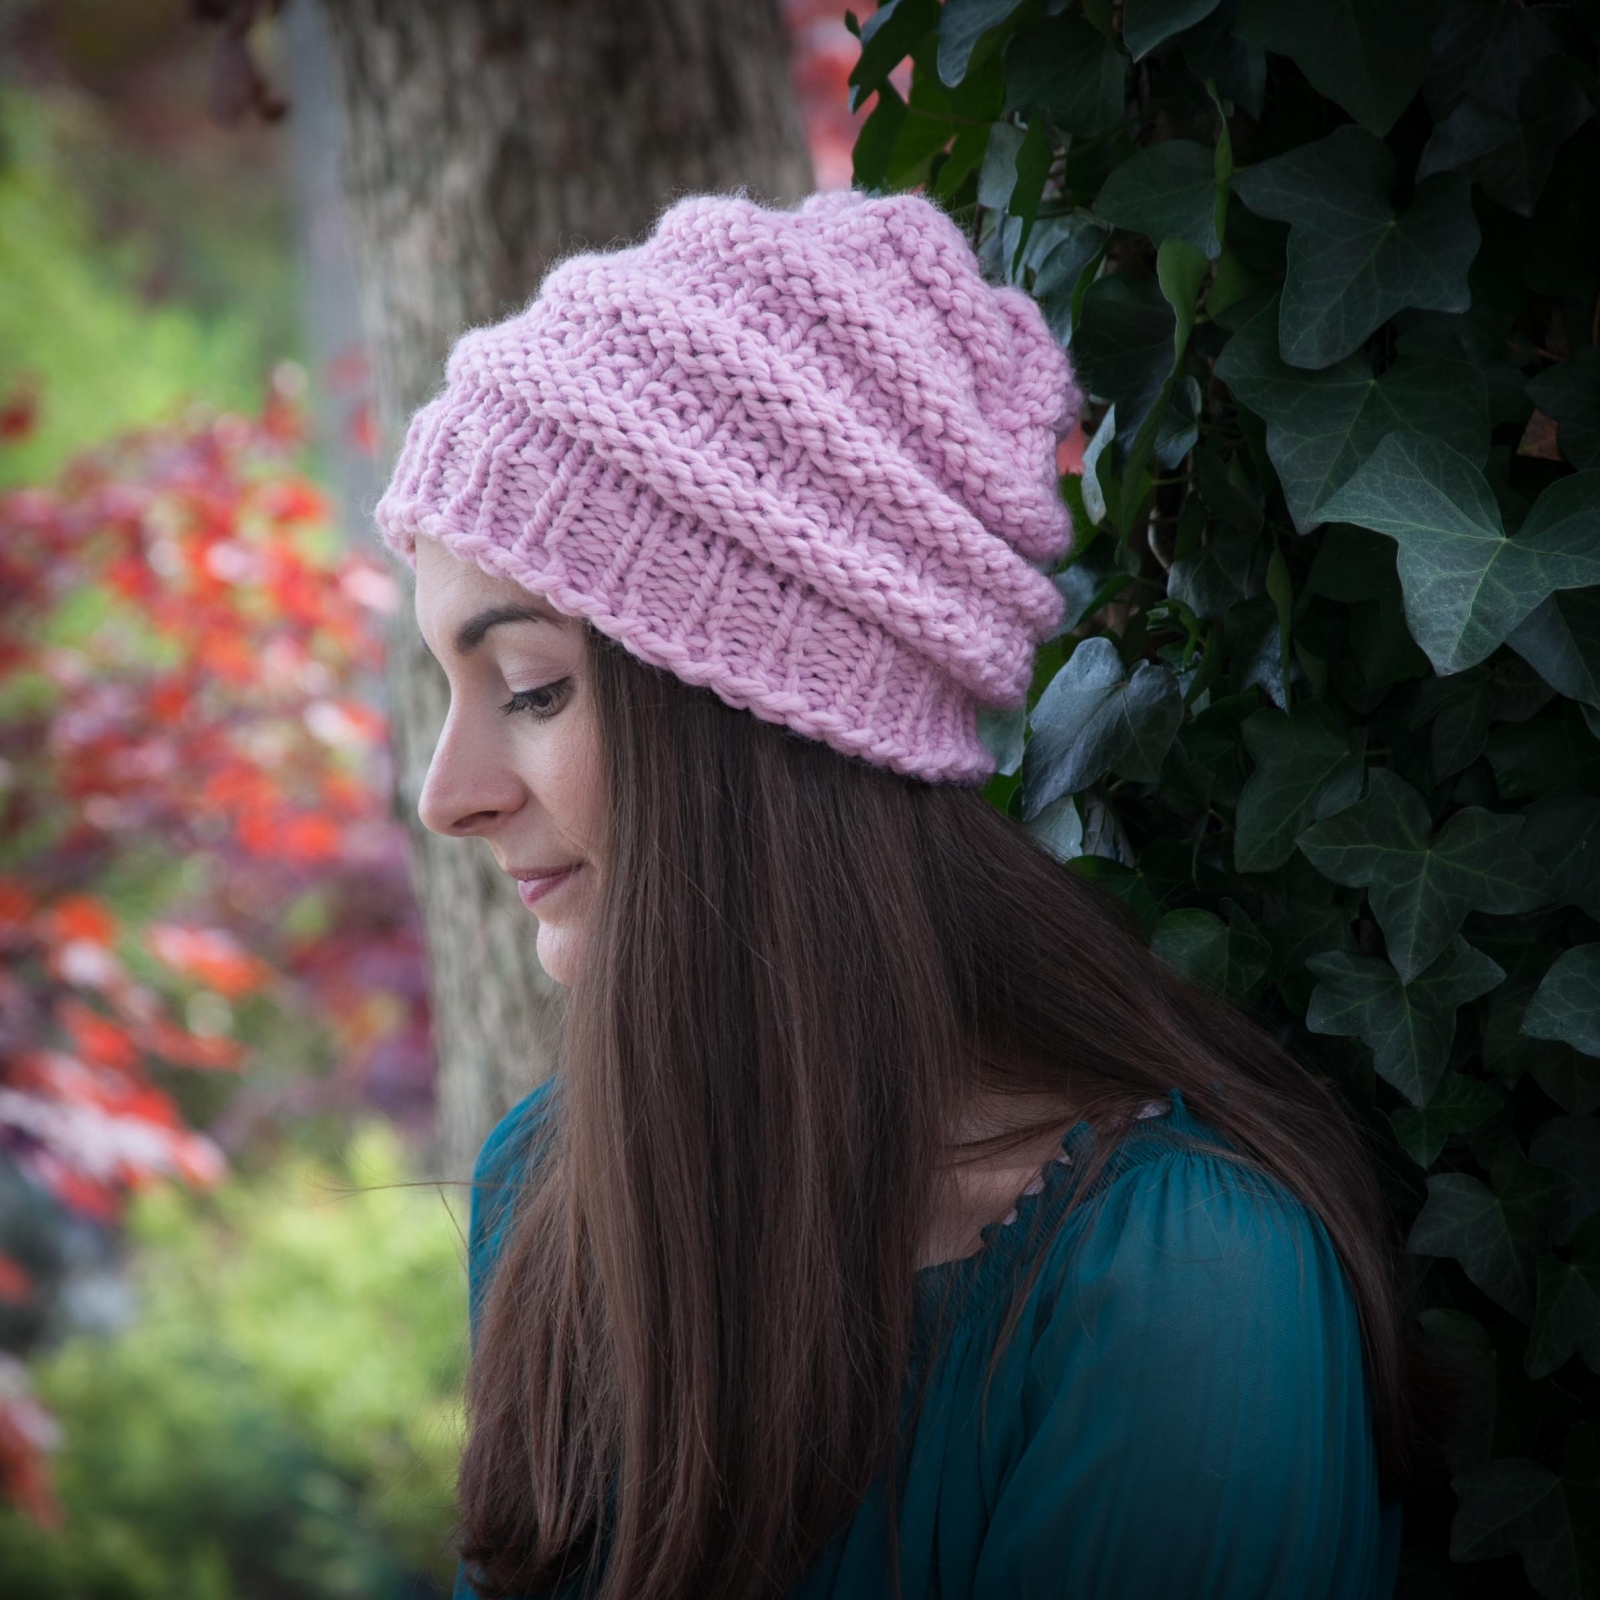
[
  {"x1": 39, "y1": 897, "x2": 116, "y2": 948},
  {"x1": 0, "y1": 1392, "x2": 62, "y2": 1530},
  {"x1": 58, "y1": 998, "x2": 140, "y2": 1072},
  {"x1": 0, "y1": 379, "x2": 39, "y2": 443},
  {"x1": 0, "y1": 1254, "x2": 33, "y2": 1303}
]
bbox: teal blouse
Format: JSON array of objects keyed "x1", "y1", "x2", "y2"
[{"x1": 455, "y1": 1080, "x2": 1402, "y2": 1599}]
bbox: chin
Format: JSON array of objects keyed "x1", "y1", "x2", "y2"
[{"x1": 535, "y1": 923, "x2": 582, "y2": 986}]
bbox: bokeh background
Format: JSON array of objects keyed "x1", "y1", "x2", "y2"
[{"x1": 0, "y1": 2, "x2": 861, "y2": 1592}]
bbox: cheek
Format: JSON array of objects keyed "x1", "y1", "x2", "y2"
[{"x1": 526, "y1": 701, "x2": 605, "y2": 852}]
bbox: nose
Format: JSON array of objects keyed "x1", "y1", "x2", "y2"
[{"x1": 415, "y1": 710, "x2": 524, "y2": 839}]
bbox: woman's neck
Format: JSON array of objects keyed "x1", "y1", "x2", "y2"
[{"x1": 916, "y1": 1088, "x2": 1081, "y2": 1270}]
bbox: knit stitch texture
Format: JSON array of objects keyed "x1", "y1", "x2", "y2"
[{"x1": 375, "y1": 187, "x2": 1082, "y2": 782}]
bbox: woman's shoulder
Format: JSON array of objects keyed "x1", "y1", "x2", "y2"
[
  {"x1": 1017, "y1": 1100, "x2": 1369, "y2": 1363},
  {"x1": 970, "y1": 1094, "x2": 1397, "y2": 1597},
  {"x1": 1024, "y1": 1090, "x2": 1368, "y2": 1388}
]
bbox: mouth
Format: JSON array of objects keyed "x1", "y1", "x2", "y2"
[{"x1": 512, "y1": 863, "x2": 583, "y2": 909}]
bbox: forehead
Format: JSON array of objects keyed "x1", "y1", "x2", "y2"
[
  {"x1": 413, "y1": 535, "x2": 573, "y2": 648},
  {"x1": 415, "y1": 534, "x2": 515, "y2": 604}
]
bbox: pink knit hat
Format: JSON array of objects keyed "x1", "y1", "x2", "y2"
[{"x1": 374, "y1": 187, "x2": 1081, "y2": 783}]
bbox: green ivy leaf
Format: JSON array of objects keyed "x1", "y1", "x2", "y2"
[
  {"x1": 1534, "y1": 1053, "x2": 1600, "y2": 1122},
  {"x1": 935, "y1": 0, "x2": 1029, "y2": 86},
  {"x1": 1420, "y1": 1309, "x2": 1497, "y2": 1472},
  {"x1": 1214, "y1": 300, "x2": 1489, "y2": 532},
  {"x1": 1235, "y1": 0, "x2": 1439, "y2": 135},
  {"x1": 1027, "y1": 211, "x2": 1112, "y2": 345},
  {"x1": 1168, "y1": 521, "x2": 1267, "y2": 623},
  {"x1": 1230, "y1": 127, "x2": 1479, "y2": 369},
  {"x1": 1518, "y1": 796, "x2": 1600, "y2": 923},
  {"x1": 848, "y1": 0, "x2": 940, "y2": 111},
  {"x1": 1486, "y1": 703, "x2": 1600, "y2": 804},
  {"x1": 1078, "y1": 404, "x2": 1116, "y2": 527},
  {"x1": 1409, "y1": 658, "x2": 1552, "y2": 780},
  {"x1": 1180, "y1": 0, "x2": 1265, "y2": 119},
  {"x1": 898, "y1": 39, "x2": 1007, "y2": 186},
  {"x1": 1423, "y1": 5, "x2": 1590, "y2": 217},
  {"x1": 1123, "y1": 0, "x2": 1222, "y2": 61},
  {"x1": 1409, "y1": 1159, "x2": 1562, "y2": 1321},
  {"x1": 853, "y1": 81, "x2": 911, "y2": 190},
  {"x1": 1017, "y1": 638, "x2": 1184, "y2": 819},
  {"x1": 977, "y1": 705, "x2": 1026, "y2": 777},
  {"x1": 1389, "y1": 1071, "x2": 1502, "y2": 1168},
  {"x1": 1296, "y1": 769, "x2": 1547, "y2": 984},
  {"x1": 1071, "y1": 272, "x2": 1177, "y2": 460},
  {"x1": 1193, "y1": 444, "x2": 1264, "y2": 534},
  {"x1": 1226, "y1": 592, "x2": 1289, "y2": 709},
  {"x1": 1417, "y1": 55, "x2": 1593, "y2": 218},
  {"x1": 1025, "y1": 793, "x2": 1086, "y2": 863},
  {"x1": 976, "y1": 120, "x2": 1026, "y2": 209},
  {"x1": 1156, "y1": 238, "x2": 1209, "y2": 364},
  {"x1": 1425, "y1": 0, "x2": 1563, "y2": 122},
  {"x1": 978, "y1": 117, "x2": 1052, "y2": 263},
  {"x1": 1316, "y1": 436, "x2": 1600, "y2": 675},
  {"x1": 1486, "y1": 978, "x2": 1600, "y2": 1117},
  {"x1": 1529, "y1": 348, "x2": 1600, "y2": 472},
  {"x1": 1052, "y1": 545, "x2": 1127, "y2": 639},
  {"x1": 1096, "y1": 141, "x2": 1224, "y2": 259},
  {"x1": 1524, "y1": 945, "x2": 1600, "y2": 1059},
  {"x1": 1508, "y1": 589, "x2": 1600, "y2": 707},
  {"x1": 1450, "y1": 1444, "x2": 1600, "y2": 1598},
  {"x1": 1002, "y1": 13, "x2": 1126, "y2": 137},
  {"x1": 1154, "y1": 376, "x2": 1202, "y2": 469},
  {"x1": 932, "y1": 122, "x2": 992, "y2": 201},
  {"x1": 1066, "y1": 854, "x2": 1162, "y2": 937},
  {"x1": 1234, "y1": 703, "x2": 1365, "y2": 872},
  {"x1": 1305, "y1": 937, "x2": 1504, "y2": 1106},
  {"x1": 1079, "y1": 791, "x2": 1133, "y2": 865},
  {"x1": 1526, "y1": 1220, "x2": 1600, "y2": 1379},
  {"x1": 1006, "y1": 118, "x2": 1053, "y2": 264},
  {"x1": 1530, "y1": 1117, "x2": 1600, "y2": 1246},
  {"x1": 1150, "y1": 903, "x2": 1270, "y2": 1003}
]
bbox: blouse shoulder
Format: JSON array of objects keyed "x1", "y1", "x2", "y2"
[
  {"x1": 1038, "y1": 1097, "x2": 1347, "y2": 1341},
  {"x1": 973, "y1": 1097, "x2": 1397, "y2": 1599},
  {"x1": 473, "y1": 1075, "x2": 559, "y2": 1191}
]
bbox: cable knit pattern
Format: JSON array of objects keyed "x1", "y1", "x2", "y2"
[{"x1": 375, "y1": 187, "x2": 1082, "y2": 783}]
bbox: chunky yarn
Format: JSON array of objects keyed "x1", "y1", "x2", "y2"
[{"x1": 375, "y1": 187, "x2": 1081, "y2": 783}]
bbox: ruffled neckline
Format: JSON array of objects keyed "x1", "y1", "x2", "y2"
[{"x1": 913, "y1": 1092, "x2": 1184, "y2": 1310}]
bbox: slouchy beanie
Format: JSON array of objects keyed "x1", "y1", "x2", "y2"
[{"x1": 374, "y1": 187, "x2": 1081, "y2": 783}]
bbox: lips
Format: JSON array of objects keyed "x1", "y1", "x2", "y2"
[{"x1": 513, "y1": 863, "x2": 582, "y2": 909}]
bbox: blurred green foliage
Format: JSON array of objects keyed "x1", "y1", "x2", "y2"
[
  {"x1": 0, "y1": 1124, "x2": 466, "y2": 1600},
  {"x1": 0, "y1": 87, "x2": 283, "y2": 487}
]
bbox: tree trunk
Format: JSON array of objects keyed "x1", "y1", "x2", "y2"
[{"x1": 318, "y1": 0, "x2": 814, "y2": 1180}]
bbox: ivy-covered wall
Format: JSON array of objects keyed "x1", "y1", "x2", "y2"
[{"x1": 848, "y1": 2, "x2": 1600, "y2": 1593}]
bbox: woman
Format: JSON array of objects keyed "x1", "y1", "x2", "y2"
[{"x1": 375, "y1": 189, "x2": 1427, "y2": 1600}]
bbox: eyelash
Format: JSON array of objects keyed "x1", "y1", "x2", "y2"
[{"x1": 500, "y1": 679, "x2": 572, "y2": 720}]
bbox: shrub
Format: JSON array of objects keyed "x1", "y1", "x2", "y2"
[{"x1": 0, "y1": 1122, "x2": 466, "y2": 1600}]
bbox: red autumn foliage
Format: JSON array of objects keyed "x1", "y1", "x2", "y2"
[
  {"x1": 0, "y1": 1356, "x2": 61, "y2": 1530},
  {"x1": 0, "y1": 387, "x2": 432, "y2": 1520}
]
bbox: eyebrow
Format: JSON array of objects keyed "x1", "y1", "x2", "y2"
[{"x1": 451, "y1": 601, "x2": 567, "y2": 655}]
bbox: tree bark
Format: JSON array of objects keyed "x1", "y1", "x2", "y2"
[{"x1": 318, "y1": 0, "x2": 814, "y2": 1180}]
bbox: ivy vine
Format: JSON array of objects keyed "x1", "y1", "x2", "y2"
[{"x1": 848, "y1": 1, "x2": 1600, "y2": 1593}]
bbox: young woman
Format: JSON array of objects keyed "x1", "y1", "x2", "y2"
[{"x1": 375, "y1": 189, "x2": 1432, "y2": 1600}]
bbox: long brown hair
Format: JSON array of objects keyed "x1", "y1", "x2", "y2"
[{"x1": 458, "y1": 622, "x2": 1438, "y2": 1600}]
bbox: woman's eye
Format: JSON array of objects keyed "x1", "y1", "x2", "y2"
[{"x1": 500, "y1": 678, "x2": 572, "y2": 720}]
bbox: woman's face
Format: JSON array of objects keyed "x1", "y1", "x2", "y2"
[{"x1": 411, "y1": 534, "x2": 603, "y2": 985}]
